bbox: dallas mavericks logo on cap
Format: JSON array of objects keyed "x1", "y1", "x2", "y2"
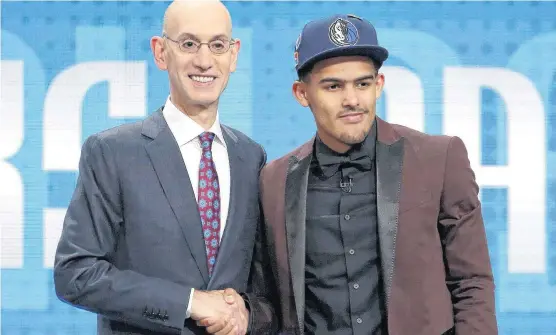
[{"x1": 328, "y1": 18, "x2": 359, "y2": 47}]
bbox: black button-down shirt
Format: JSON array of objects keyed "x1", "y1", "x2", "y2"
[{"x1": 304, "y1": 120, "x2": 385, "y2": 335}]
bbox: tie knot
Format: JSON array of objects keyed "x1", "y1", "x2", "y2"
[{"x1": 199, "y1": 132, "x2": 215, "y2": 151}]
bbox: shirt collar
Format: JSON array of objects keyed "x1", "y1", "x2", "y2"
[{"x1": 162, "y1": 96, "x2": 227, "y2": 148}]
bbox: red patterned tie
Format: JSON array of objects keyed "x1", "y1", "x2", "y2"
[{"x1": 197, "y1": 132, "x2": 221, "y2": 276}]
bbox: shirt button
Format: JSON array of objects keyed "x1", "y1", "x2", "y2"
[
  {"x1": 349, "y1": 249, "x2": 355, "y2": 255},
  {"x1": 353, "y1": 283, "x2": 359, "y2": 289},
  {"x1": 344, "y1": 214, "x2": 350, "y2": 220},
  {"x1": 356, "y1": 318, "x2": 362, "y2": 324}
]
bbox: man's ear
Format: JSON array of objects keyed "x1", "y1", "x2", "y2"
[
  {"x1": 229, "y1": 39, "x2": 241, "y2": 73},
  {"x1": 151, "y1": 36, "x2": 168, "y2": 71},
  {"x1": 292, "y1": 80, "x2": 309, "y2": 107},
  {"x1": 375, "y1": 72, "x2": 385, "y2": 99}
]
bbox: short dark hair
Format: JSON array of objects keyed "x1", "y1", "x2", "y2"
[{"x1": 297, "y1": 57, "x2": 382, "y2": 82}]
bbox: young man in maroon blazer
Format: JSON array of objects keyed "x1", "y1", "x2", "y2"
[{"x1": 241, "y1": 14, "x2": 498, "y2": 335}]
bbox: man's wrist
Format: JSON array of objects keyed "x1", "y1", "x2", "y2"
[
  {"x1": 239, "y1": 293, "x2": 252, "y2": 333},
  {"x1": 239, "y1": 293, "x2": 250, "y2": 312},
  {"x1": 189, "y1": 289, "x2": 207, "y2": 320}
]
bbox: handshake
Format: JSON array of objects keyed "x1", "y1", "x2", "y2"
[{"x1": 190, "y1": 288, "x2": 249, "y2": 335}]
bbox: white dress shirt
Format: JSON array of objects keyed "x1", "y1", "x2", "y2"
[{"x1": 162, "y1": 96, "x2": 231, "y2": 320}]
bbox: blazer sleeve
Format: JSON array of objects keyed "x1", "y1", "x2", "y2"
[
  {"x1": 437, "y1": 136, "x2": 498, "y2": 334},
  {"x1": 53, "y1": 135, "x2": 191, "y2": 334},
  {"x1": 242, "y1": 146, "x2": 280, "y2": 334}
]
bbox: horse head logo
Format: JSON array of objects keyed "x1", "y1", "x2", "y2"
[{"x1": 328, "y1": 18, "x2": 359, "y2": 46}]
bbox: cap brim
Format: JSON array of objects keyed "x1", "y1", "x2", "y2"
[{"x1": 296, "y1": 45, "x2": 389, "y2": 73}]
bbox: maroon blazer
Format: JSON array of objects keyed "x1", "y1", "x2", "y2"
[{"x1": 244, "y1": 117, "x2": 497, "y2": 335}]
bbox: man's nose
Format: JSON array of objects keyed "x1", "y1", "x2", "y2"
[
  {"x1": 342, "y1": 86, "x2": 360, "y2": 108},
  {"x1": 192, "y1": 45, "x2": 214, "y2": 70}
]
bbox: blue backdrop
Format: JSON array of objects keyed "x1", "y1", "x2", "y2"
[{"x1": 1, "y1": 0, "x2": 555, "y2": 334}]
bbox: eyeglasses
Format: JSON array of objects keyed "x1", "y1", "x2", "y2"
[{"x1": 163, "y1": 34, "x2": 235, "y2": 55}]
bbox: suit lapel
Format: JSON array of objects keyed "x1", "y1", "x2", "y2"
[
  {"x1": 375, "y1": 117, "x2": 432, "y2": 312},
  {"x1": 208, "y1": 127, "x2": 244, "y2": 283},
  {"x1": 285, "y1": 148, "x2": 312, "y2": 334},
  {"x1": 143, "y1": 110, "x2": 210, "y2": 283},
  {"x1": 375, "y1": 117, "x2": 405, "y2": 312},
  {"x1": 376, "y1": 138, "x2": 404, "y2": 310}
]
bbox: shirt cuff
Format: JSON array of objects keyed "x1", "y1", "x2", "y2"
[{"x1": 185, "y1": 288, "x2": 194, "y2": 319}]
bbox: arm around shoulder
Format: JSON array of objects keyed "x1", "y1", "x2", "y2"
[
  {"x1": 53, "y1": 135, "x2": 192, "y2": 334},
  {"x1": 438, "y1": 136, "x2": 498, "y2": 334}
]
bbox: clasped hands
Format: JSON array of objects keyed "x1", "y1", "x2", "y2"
[{"x1": 191, "y1": 288, "x2": 248, "y2": 335}]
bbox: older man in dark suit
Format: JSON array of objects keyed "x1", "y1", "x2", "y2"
[
  {"x1": 53, "y1": 1, "x2": 262, "y2": 334},
  {"x1": 243, "y1": 14, "x2": 498, "y2": 335}
]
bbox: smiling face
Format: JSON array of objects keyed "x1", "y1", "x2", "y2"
[
  {"x1": 151, "y1": 0, "x2": 240, "y2": 112},
  {"x1": 292, "y1": 55, "x2": 385, "y2": 153}
]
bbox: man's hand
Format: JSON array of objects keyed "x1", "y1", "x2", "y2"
[
  {"x1": 222, "y1": 288, "x2": 249, "y2": 334},
  {"x1": 195, "y1": 288, "x2": 249, "y2": 335},
  {"x1": 190, "y1": 290, "x2": 237, "y2": 334}
]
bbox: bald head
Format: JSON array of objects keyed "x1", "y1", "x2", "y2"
[
  {"x1": 151, "y1": 0, "x2": 240, "y2": 116},
  {"x1": 162, "y1": 0, "x2": 232, "y2": 37}
]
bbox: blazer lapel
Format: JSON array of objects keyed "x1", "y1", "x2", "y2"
[
  {"x1": 375, "y1": 118, "x2": 433, "y2": 312},
  {"x1": 375, "y1": 118, "x2": 404, "y2": 310},
  {"x1": 208, "y1": 127, "x2": 245, "y2": 283},
  {"x1": 143, "y1": 110, "x2": 210, "y2": 284},
  {"x1": 285, "y1": 147, "x2": 312, "y2": 334}
]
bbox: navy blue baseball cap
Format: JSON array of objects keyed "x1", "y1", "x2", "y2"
[{"x1": 294, "y1": 14, "x2": 388, "y2": 74}]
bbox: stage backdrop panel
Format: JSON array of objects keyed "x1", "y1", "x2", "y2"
[{"x1": 1, "y1": 1, "x2": 555, "y2": 334}]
